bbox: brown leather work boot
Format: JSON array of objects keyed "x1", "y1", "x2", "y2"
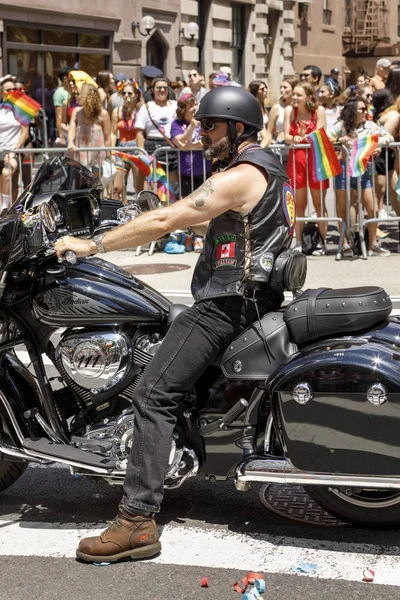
[{"x1": 76, "y1": 505, "x2": 161, "y2": 563}]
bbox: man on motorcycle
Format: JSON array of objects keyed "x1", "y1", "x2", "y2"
[{"x1": 55, "y1": 86, "x2": 295, "y2": 564}]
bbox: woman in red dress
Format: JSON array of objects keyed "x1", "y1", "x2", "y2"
[{"x1": 284, "y1": 82, "x2": 328, "y2": 254}]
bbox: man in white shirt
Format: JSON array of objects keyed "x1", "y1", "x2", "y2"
[
  {"x1": 0, "y1": 76, "x2": 29, "y2": 212},
  {"x1": 181, "y1": 69, "x2": 208, "y2": 101}
]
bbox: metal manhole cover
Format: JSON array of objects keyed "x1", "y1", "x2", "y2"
[
  {"x1": 259, "y1": 484, "x2": 347, "y2": 526},
  {"x1": 124, "y1": 264, "x2": 191, "y2": 275}
]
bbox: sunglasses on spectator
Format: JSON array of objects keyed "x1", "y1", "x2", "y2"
[
  {"x1": 200, "y1": 119, "x2": 225, "y2": 131},
  {"x1": 300, "y1": 73, "x2": 311, "y2": 79},
  {"x1": 188, "y1": 73, "x2": 198, "y2": 78},
  {"x1": 154, "y1": 86, "x2": 168, "y2": 91}
]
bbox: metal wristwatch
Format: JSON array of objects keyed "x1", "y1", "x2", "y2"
[{"x1": 92, "y1": 233, "x2": 106, "y2": 254}]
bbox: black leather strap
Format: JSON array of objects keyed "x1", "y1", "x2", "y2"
[{"x1": 306, "y1": 288, "x2": 329, "y2": 340}]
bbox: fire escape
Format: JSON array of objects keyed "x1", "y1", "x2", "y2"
[{"x1": 343, "y1": 0, "x2": 389, "y2": 55}]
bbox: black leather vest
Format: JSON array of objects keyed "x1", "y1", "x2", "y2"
[{"x1": 191, "y1": 148, "x2": 295, "y2": 302}]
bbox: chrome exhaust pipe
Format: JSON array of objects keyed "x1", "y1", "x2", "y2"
[
  {"x1": 235, "y1": 456, "x2": 400, "y2": 490},
  {"x1": 0, "y1": 440, "x2": 45, "y2": 463}
]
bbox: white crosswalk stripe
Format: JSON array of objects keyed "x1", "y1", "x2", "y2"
[{"x1": 1, "y1": 519, "x2": 400, "y2": 586}]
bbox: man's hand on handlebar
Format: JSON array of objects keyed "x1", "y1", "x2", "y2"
[{"x1": 54, "y1": 236, "x2": 96, "y2": 260}]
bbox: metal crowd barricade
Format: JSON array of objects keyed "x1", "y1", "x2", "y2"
[
  {"x1": 2, "y1": 141, "x2": 399, "y2": 260},
  {"x1": 269, "y1": 142, "x2": 347, "y2": 261},
  {"x1": 152, "y1": 145, "x2": 210, "y2": 201},
  {"x1": 357, "y1": 142, "x2": 400, "y2": 259},
  {"x1": 0, "y1": 145, "x2": 150, "y2": 206}
]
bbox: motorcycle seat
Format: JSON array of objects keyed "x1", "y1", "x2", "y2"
[
  {"x1": 167, "y1": 304, "x2": 188, "y2": 324},
  {"x1": 284, "y1": 286, "x2": 392, "y2": 346}
]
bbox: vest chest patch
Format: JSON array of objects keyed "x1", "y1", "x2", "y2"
[
  {"x1": 213, "y1": 239, "x2": 238, "y2": 269},
  {"x1": 282, "y1": 182, "x2": 296, "y2": 235}
]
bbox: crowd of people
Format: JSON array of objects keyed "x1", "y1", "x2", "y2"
[{"x1": 0, "y1": 59, "x2": 400, "y2": 256}]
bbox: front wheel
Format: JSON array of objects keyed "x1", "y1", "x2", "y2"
[
  {"x1": 305, "y1": 485, "x2": 400, "y2": 528},
  {"x1": 0, "y1": 458, "x2": 27, "y2": 493}
]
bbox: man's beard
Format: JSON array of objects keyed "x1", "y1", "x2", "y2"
[{"x1": 202, "y1": 135, "x2": 231, "y2": 159}]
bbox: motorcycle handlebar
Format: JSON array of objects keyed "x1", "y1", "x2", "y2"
[{"x1": 58, "y1": 250, "x2": 77, "y2": 265}]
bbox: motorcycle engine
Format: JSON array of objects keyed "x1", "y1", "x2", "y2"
[
  {"x1": 55, "y1": 330, "x2": 163, "y2": 401},
  {"x1": 57, "y1": 331, "x2": 133, "y2": 393},
  {"x1": 57, "y1": 330, "x2": 199, "y2": 484}
]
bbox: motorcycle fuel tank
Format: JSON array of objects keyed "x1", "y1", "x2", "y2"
[
  {"x1": 269, "y1": 327, "x2": 400, "y2": 476},
  {"x1": 31, "y1": 256, "x2": 170, "y2": 327}
]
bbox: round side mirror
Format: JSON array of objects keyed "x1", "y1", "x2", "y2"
[{"x1": 137, "y1": 190, "x2": 160, "y2": 212}]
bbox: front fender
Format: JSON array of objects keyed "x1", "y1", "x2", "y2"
[{"x1": 0, "y1": 352, "x2": 42, "y2": 442}]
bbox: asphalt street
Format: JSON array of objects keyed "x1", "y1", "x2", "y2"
[{"x1": 1, "y1": 225, "x2": 400, "y2": 600}]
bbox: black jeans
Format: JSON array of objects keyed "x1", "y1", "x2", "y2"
[{"x1": 122, "y1": 294, "x2": 281, "y2": 514}]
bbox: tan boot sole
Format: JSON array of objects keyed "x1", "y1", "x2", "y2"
[{"x1": 76, "y1": 541, "x2": 161, "y2": 564}]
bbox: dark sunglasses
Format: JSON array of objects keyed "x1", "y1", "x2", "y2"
[
  {"x1": 200, "y1": 119, "x2": 225, "y2": 131},
  {"x1": 154, "y1": 86, "x2": 168, "y2": 91},
  {"x1": 300, "y1": 73, "x2": 310, "y2": 79},
  {"x1": 188, "y1": 73, "x2": 198, "y2": 78}
]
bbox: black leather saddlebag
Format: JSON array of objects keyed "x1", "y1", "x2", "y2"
[
  {"x1": 283, "y1": 286, "x2": 392, "y2": 346},
  {"x1": 218, "y1": 311, "x2": 297, "y2": 380}
]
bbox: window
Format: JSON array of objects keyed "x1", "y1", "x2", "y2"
[
  {"x1": 232, "y1": 3, "x2": 246, "y2": 84},
  {"x1": 345, "y1": 0, "x2": 352, "y2": 28},
  {"x1": 43, "y1": 30, "x2": 78, "y2": 46},
  {"x1": 298, "y1": 3, "x2": 309, "y2": 21},
  {"x1": 7, "y1": 26, "x2": 41, "y2": 44},
  {"x1": 5, "y1": 22, "x2": 111, "y2": 143},
  {"x1": 323, "y1": 0, "x2": 332, "y2": 24},
  {"x1": 398, "y1": 1, "x2": 400, "y2": 37}
]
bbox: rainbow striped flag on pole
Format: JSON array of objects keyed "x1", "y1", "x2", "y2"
[
  {"x1": 116, "y1": 151, "x2": 176, "y2": 203},
  {"x1": 116, "y1": 151, "x2": 152, "y2": 176},
  {"x1": 348, "y1": 134, "x2": 379, "y2": 177},
  {"x1": 2, "y1": 90, "x2": 41, "y2": 126},
  {"x1": 306, "y1": 127, "x2": 342, "y2": 181}
]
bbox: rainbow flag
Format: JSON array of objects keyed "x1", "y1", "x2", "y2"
[
  {"x1": 2, "y1": 90, "x2": 41, "y2": 126},
  {"x1": 306, "y1": 128, "x2": 342, "y2": 181},
  {"x1": 116, "y1": 151, "x2": 152, "y2": 176},
  {"x1": 348, "y1": 134, "x2": 379, "y2": 177},
  {"x1": 148, "y1": 164, "x2": 177, "y2": 203},
  {"x1": 116, "y1": 151, "x2": 176, "y2": 203}
]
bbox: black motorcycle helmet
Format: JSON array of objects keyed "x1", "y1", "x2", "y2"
[{"x1": 196, "y1": 87, "x2": 263, "y2": 165}]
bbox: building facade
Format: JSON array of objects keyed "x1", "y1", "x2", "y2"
[
  {"x1": 0, "y1": 0, "x2": 298, "y2": 102},
  {"x1": 294, "y1": 0, "x2": 400, "y2": 87},
  {"x1": 1, "y1": 0, "x2": 400, "y2": 103}
]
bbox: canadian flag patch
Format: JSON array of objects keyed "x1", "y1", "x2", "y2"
[{"x1": 216, "y1": 242, "x2": 235, "y2": 259}]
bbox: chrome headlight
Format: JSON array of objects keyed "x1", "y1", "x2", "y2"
[
  {"x1": 39, "y1": 200, "x2": 60, "y2": 232},
  {"x1": 89, "y1": 193, "x2": 100, "y2": 219}
]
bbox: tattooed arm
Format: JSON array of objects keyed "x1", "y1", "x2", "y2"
[{"x1": 55, "y1": 164, "x2": 267, "y2": 257}]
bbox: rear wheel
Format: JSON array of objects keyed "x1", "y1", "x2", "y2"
[
  {"x1": 305, "y1": 485, "x2": 400, "y2": 528},
  {"x1": 0, "y1": 458, "x2": 27, "y2": 493}
]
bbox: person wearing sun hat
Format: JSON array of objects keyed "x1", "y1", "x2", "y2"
[
  {"x1": 211, "y1": 71, "x2": 231, "y2": 87},
  {"x1": 68, "y1": 70, "x2": 97, "y2": 91}
]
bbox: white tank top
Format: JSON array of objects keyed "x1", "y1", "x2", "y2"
[{"x1": 275, "y1": 105, "x2": 285, "y2": 134}]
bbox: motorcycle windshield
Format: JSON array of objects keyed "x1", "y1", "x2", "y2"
[
  {"x1": 0, "y1": 215, "x2": 25, "y2": 273},
  {"x1": 16, "y1": 156, "x2": 101, "y2": 209}
]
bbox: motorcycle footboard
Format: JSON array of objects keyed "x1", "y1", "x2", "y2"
[{"x1": 23, "y1": 437, "x2": 117, "y2": 471}]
